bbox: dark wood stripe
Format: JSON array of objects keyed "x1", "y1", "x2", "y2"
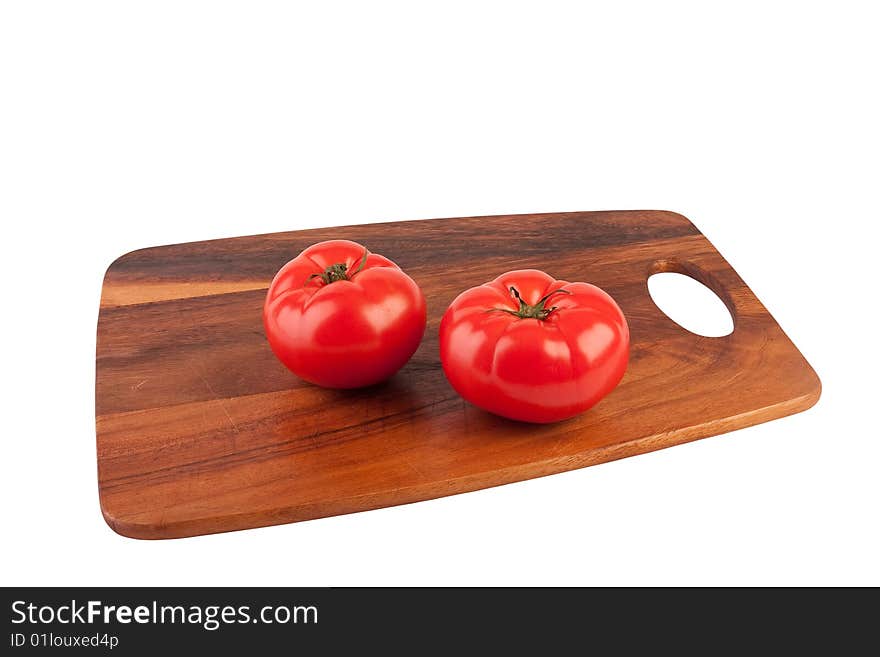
[{"x1": 104, "y1": 210, "x2": 699, "y2": 283}]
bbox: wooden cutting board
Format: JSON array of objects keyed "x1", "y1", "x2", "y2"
[{"x1": 96, "y1": 210, "x2": 820, "y2": 539}]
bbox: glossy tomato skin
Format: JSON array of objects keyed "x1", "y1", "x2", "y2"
[
  {"x1": 263, "y1": 240, "x2": 426, "y2": 388},
  {"x1": 439, "y1": 269, "x2": 629, "y2": 423}
]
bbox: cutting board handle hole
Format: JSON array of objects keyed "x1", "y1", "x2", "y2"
[{"x1": 647, "y1": 264, "x2": 734, "y2": 337}]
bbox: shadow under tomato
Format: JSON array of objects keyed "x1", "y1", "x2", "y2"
[
  {"x1": 455, "y1": 400, "x2": 583, "y2": 443},
  {"x1": 324, "y1": 375, "x2": 417, "y2": 403}
]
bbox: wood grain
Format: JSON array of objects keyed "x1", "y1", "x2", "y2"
[{"x1": 95, "y1": 210, "x2": 820, "y2": 539}]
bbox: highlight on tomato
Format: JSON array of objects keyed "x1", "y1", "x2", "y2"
[
  {"x1": 263, "y1": 239, "x2": 426, "y2": 388},
  {"x1": 439, "y1": 269, "x2": 629, "y2": 423}
]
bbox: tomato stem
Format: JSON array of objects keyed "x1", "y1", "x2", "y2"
[
  {"x1": 307, "y1": 249, "x2": 369, "y2": 286},
  {"x1": 488, "y1": 286, "x2": 571, "y2": 320}
]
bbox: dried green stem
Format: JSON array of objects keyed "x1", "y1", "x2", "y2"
[
  {"x1": 307, "y1": 249, "x2": 369, "y2": 286},
  {"x1": 488, "y1": 286, "x2": 571, "y2": 320}
]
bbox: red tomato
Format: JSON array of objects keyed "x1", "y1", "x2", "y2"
[
  {"x1": 263, "y1": 240, "x2": 426, "y2": 388},
  {"x1": 439, "y1": 269, "x2": 629, "y2": 423}
]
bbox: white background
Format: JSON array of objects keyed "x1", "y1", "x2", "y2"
[{"x1": 1, "y1": 2, "x2": 877, "y2": 586}]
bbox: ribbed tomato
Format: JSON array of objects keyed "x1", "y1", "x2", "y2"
[
  {"x1": 439, "y1": 269, "x2": 629, "y2": 423},
  {"x1": 263, "y1": 240, "x2": 426, "y2": 388}
]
